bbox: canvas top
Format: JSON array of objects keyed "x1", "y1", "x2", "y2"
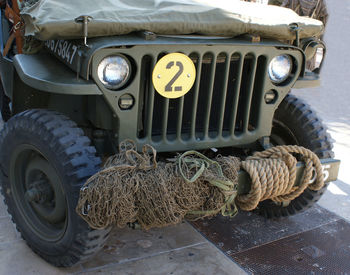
[{"x1": 21, "y1": 0, "x2": 324, "y2": 41}]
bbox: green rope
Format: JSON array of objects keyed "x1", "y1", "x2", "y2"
[{"x1": 177, "y1": 151, "x2": 238, "y2": 217}]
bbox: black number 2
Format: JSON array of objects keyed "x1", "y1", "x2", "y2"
[{"x1": 165, "y1": 61, "x2": 184, "y2": 92}]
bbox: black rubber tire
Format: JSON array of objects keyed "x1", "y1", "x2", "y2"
[
  {"x1": 0, "y1": 109, "x2": 111, "y2": 267},
  {"x1": 256, "y1": 94, "x2": 334, "y2": 218},
  {"x1": 0, "y1": 84, "x2": 11, "y2": 122}
]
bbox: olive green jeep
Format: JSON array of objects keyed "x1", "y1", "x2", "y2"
[{"x1": 0, "y1": 0, "x2": 339, "y2": 267}]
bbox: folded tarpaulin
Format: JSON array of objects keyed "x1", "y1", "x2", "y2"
[{"x1": 21, "y1": 0, "x2": 324, "y2": 41}]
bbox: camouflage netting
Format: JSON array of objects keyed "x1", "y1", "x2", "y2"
[
  {"x1": 21, "y1": 0, "x2": 40, "y2": 8},
  {"x1": 268, "y1": 0, "x2": 328, "y2": 26},
  {"x1": 76, "y1": 140, "x2": 240, "y2": 230}
]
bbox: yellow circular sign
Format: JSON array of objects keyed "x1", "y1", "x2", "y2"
[{"x1": 152, "y1": 53, "x2": 196, "y2": 99}]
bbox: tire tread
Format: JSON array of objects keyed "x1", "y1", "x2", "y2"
[
  {"x1": 0, "y1": 109, "x2": 110, "y2": 267},
  {"x1": 257, "y1": 94, "x2": 334, "y2": 218}
]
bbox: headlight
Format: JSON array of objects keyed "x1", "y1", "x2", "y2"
[
  {"x1": 303, "y1": 40, "x2": 326, "y2": 72},
  {"x1": 97, "y1": 55, "x2": 131, "y2": 90},
  {"x1": 268, "y1": 55, "x2": 292, "y2": 84}
]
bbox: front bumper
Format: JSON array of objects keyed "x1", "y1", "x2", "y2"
[{"x1": 238, "y1": 158, "x2": 340, "y2": 195}]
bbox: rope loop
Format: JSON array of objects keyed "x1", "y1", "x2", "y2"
[{"x1": 237, "y1": 145, "x2": 324, "y2": 211}]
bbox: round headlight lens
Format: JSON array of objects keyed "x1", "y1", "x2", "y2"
[
  {"x1": 268, "y1": 55, "x2": 292, "y2": 84},
  {"x1": 97, "y1": 55, "x2": 131, "y2": 90}
]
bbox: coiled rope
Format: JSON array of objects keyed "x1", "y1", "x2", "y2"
[{"x1": 237, "y1": 145, "x2": 324, "y2": 211}]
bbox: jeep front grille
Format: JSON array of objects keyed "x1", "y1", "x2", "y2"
[
  {"x1": 92, "y1": 42, "x2": 303, "y2": 152},
  {"x1": 138, "y1": 52, "x2": 267, "y2": 143}
]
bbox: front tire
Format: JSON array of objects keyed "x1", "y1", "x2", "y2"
[
  {"x1": 257, "y1": 94, "x2": 334, "y2": 218},
  {"x1": 0, "y1": 84, "x2": 11, "y2": 122},
  {"x1": 0, "y1": 109, "x2": 111, "y2": 267}
]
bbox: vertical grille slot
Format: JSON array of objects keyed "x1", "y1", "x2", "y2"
[
  {"x1": 207, "y1": 52, "x2": 229, "y2": 138},
  {"x1": 166, "y1": 96, "x2": 182, "y2": 141},
  {"x1": 234, "y1": 54, "x2": 256, "y2": 135},
  {"x1": 225, "y1": 53, "x2": 243, "y2": 137},
  {"x1": 137, "y1": 55, "x2": 154, "y2": 139},
  {"x1": 148, "y1": 53, "x2": 170, "y2": 142},
  {"x1": 248, "y1": 55, "x2": 267, "y2": 132},
  {"x1": 216, "y1": 52, "x2": 231, "y2": 137},
  {"x1": 161, "y1": 97, "x2": 170, "y2": 141},
  {"x1": 195, "y1": 52, "x2": 216, "y2": 139},
  {"x1": 188, "y1": 53, "x2": 202, "y2": 140},
  {"x1": 181, "y1": 52, "x2": 201, "y2": 141},
  {"x1": 157, "y1": 52, "x2": 170, "y2": 141},
  {"x1": 175, "y1": 96, "x2": 184, "y2": 140},
  {"x1": 151, "y1": 74, "x2": 167, "y2": 141}
]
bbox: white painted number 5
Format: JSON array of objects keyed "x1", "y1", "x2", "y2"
[
  {"x1": 309, "y1": 164, "x2": 330, "y2": 184},
  {"x1": 322, "y1": 164, "x2": 330, "y2": 182}
]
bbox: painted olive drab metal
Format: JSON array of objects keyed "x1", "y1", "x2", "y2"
[{"x1": 90, "y1": 44, "x2": 304, "y2": 153}]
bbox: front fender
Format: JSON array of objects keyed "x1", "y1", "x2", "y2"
[
  {"x1": 0, "y1": 56, "x2": 14, "y2": 99},
  {"x1": 13, "y1": 52, "x2": 102, "y2": 95}
]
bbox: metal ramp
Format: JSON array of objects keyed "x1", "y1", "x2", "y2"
[{"x1": 191, "y1": 205, "x2": 350, "y2": 274}]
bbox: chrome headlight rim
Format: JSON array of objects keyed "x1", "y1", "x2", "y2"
[
  {"x1": 268, "y1": 54, "x2": 293, "y2": 85},
  {"x1": 313, "y1": 46, "x2": 325, "y2": 71},
  {"x1": 303, "y1": 40, "x2": 326, "y2": 73},
  {"x1": 97, "y1": 54, "x2": 132, "y2": 90},
  {"x1": 303, "y1": 39, "x2": 326, "y2": 59}
]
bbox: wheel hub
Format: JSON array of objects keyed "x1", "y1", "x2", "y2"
[
  {"x1": 10, "y1": 145, "x2": 68, "y2": 241},
  {"x1": 25, "y1": 179, "x2": 54, "y2": 204}
]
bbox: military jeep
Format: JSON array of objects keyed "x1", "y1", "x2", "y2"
[{"x1": 0, "y1": 0, "x2": 339, "y2": 267}]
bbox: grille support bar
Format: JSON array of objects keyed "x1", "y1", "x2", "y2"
[
  {"x1": 190, "y1": 54, "x2": 203, "y2": 139},
  {"x1": 229, "y1": 56, "x2": 244, "y2": 137},
  {"x1": 146, "y1": 58, "x2": 157, "y2": 139},
  {"x1": 161, "y1": 98, "x2": 169, "y2": 141},
  {"x1": 203, "y1": 54, "x2": 217, "y2": 138},
  {"x1": 243, "y1": 56, "x2": 258, "y2": 132},
  {"x1": 217, "y1": 53, "x2": 231, "y2": 137},
  {"x1": 176, "y1": 96, "x2": 185, "y2": 140}
]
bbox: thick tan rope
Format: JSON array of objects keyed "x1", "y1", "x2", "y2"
[{"x1": 236, "y1": 145, "x2": 324, "y2": 211}]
